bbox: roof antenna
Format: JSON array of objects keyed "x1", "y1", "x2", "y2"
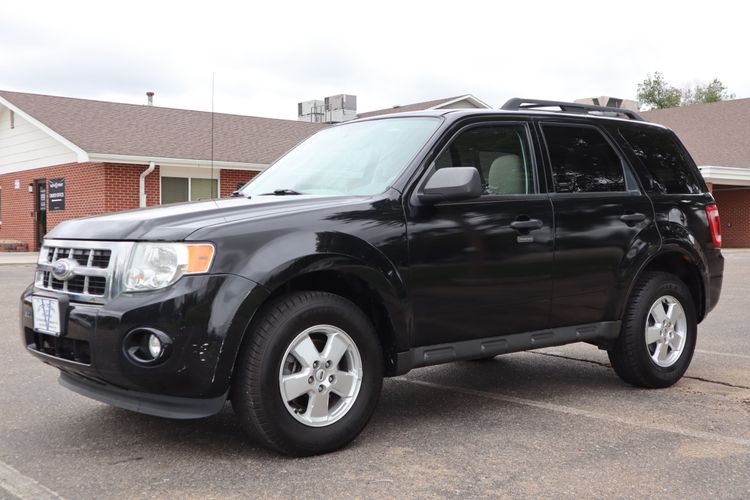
[{"x1": 210, "y1": 72, "x2": 215, "y2": 199}]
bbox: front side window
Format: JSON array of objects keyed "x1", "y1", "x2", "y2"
[
  {"x1": 619, "y1": 127, "x2": 703, "y2": 194},
  {"x1": 542, "y1": 125, "x2": 626, "y2": 193},
  {"x1": 241, "y1": 117, "x2": 441, "y2": 197},
  {"x1": 434, "y1": 124, "x2": 533, "y2": 195}
]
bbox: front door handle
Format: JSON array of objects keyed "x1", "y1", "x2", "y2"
[
  {"x1": 510, "y1": 218, "x2": 543, "y2": 231},
  {"x1": 620, "y1": 213, "x2": 647, "y2": 223}
]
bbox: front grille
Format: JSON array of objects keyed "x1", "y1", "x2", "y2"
[
  {"x1": 29, "y1": 330, "x2": 91, "y2": 364},
  {"x1": 91, "y1": 250, "x2": 111, "y2": 268},
  {"x1": 88, "y1": 276, "x2": 106, "y2": 295},
  {"x1": 35, "y1": 241, "x2": 128, "y2": 304}
]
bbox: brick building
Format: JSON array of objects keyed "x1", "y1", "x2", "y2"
[
  {"x1": 0, "y1": 90, "x2": 326, "y2": 251},
  {"x1": 643, "y1": 99, "x2": 750, "y2": 248}
]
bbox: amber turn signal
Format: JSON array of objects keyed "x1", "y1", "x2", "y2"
[{"x1": 185, "y1": 244, "x2": 215, "y2": 274}]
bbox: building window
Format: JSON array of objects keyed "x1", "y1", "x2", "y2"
[
  {"x1": 9, "y1": 111, "x2": 14, "y2": 129},
  {"x1": 161, "y1": 177, "x2": 218, "y2": 204},
  {"x1": 190, "y1": 178, "x2": 219, "y2": 200}
]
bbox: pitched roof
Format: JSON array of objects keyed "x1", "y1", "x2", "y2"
[
  {"x1": 0, "y1": 90, "x2": 327, "y2": 165},
  {"x1": 356, "y1": 94, "x2": 489, "y2": 119},
  {"x1": 642, "y1": 98, "x2": 750, "y2": 168}
]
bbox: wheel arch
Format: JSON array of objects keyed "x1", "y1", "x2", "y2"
[
  {"x1": 270, "y1": 266, "x2": 407, "y2": 363},
  {"x1": 231, "y1": 255, "x2": 410, "y2": 383},
  {"x1": 625, "y1": 248, "x2": 707, "y2": 323}
]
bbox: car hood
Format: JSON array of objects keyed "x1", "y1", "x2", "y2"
[{"x1": 46, "y1": 195, "x2": 366, "y2": 241}]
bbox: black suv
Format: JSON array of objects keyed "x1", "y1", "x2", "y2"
[{"x1": 21, "y1": 98, "x2": 724, "y2": 456}]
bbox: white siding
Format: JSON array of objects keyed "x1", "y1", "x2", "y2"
[
  {"x1": 160, "y1": 165, "x2": 223, "y2": 179},
  {"x1": 0, "y1": 106, "x2": 79, "y2": 174}
]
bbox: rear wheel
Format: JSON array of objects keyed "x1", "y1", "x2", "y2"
[
  {"x1": 608, "y1": 272, "x2": 697, "y2": 388},
  {"x1": 231, "y1": 291, "x2": 383, "y2": 456}
]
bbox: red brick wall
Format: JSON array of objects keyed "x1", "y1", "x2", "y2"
[
  {"x1": 0, "y1": 163, "x2": 108, "y2": 250},
  {"x1": 713, "y1": 184, "x2": 750, "y2": 248},
  {"x1": 105, "y1": 163, "x2": 160, "y2": 211},
  {"x1": 0, "y1": 163, "x2": 159, "y2": 250},
  {"x1": 220, "y1": 169, "x2": 259, "y2": 197},
  {"x1": 0, "y1": 164, "x2": 262, "y2": 250}
]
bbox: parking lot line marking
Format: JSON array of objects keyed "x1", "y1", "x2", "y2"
[
  {"x1": 398, "y1": 377, "x2": 750, "y2": 448},
  {"x1": 0, "y1": 461, "x2": 63, "y2": 500},
  {"x1": 696, "y1": 349, "x2": 750, "y2": 360}
]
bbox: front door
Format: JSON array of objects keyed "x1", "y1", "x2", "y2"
[
  {"x1": 34, "y1": 179, "x2": 47, "y2": 251},
  {"x1": 406, "y1": 122, "x2": 554, "y2": 347}
]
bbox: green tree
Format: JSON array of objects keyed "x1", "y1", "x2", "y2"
[
  {"x1": 638, "y1": 73, "x2": 735, "y2": 109},
  {"x1": 683, "y1": 79, "x2": 735, "y2": 105},
  {"x1": 637, "y1": 72, "x2": 682, "y2": 109}
]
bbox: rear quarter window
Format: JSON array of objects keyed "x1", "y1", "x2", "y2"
[{"x1": 619, "y1": 127, "x2": 703, "y2": 194}]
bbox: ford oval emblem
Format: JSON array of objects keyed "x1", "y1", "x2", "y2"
[{"x1": 51, "y1": 259, "x2": 76, "y2": 281}]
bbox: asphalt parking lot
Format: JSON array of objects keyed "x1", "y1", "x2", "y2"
[{"x1": 1, "y1": 252, "x2": 749, "y2": 499}]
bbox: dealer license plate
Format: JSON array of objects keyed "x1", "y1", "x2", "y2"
[{"x1": 32, "y1": 296, "x2": 61, "y2": 336}]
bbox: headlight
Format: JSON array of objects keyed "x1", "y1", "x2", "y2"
[{"x1": 123, "y1": 243, "x2": 215, "y2": 292}]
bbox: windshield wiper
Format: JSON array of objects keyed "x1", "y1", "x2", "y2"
[{"x1": 260, "y1": 189, "x2": 305, "y2": 196}]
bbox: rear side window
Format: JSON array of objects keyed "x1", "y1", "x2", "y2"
[
  {"x1": 542, "y1": 124, "x2": 626, "y2": 193},
  {"x1": 619, "y1": 128, "x2": 703, "y2": 194}
]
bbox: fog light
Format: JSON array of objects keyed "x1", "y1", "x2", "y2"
[
  {"x1": 148, "y1": 334, "x2": 163, "y2": 359},
  {"x1": 123, "y1": 327, "x2": 172, "y2": 365}
]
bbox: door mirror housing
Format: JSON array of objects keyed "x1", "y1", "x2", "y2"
[{"x1": 418, "y1": 167, "x2": 482, "y2": 204}]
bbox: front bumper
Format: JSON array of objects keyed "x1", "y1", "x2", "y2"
[
  {"x1": 58, "y1": 371, "x2": 226, "y2": 419},
  {"x1": 21, "y1": 273, "x2": 269, "y2": 408}
]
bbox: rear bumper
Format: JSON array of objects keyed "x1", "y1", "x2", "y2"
[
  {"x1": 59, "y1": 371, "x2": 226, "y2": 419},
  {"x1": 705, "y1": 250, "x2": 724, "y2": 316},
  {"x1": 707, "y1": 271, "x2": 723, "y2": 316}
]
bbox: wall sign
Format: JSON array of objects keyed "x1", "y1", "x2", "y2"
[{"x1": 48, "y1": 178, "x2": 65, "y2": 212}]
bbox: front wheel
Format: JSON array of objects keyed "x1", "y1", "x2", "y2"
[
  {"x1": 231, "y1": 291, "x2": 383, "y2": 456},
  {"x1": 608, "y1": 272, "x2": 697, "y2": 388}
]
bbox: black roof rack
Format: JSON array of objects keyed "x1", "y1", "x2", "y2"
[{"x1": 501, "y1": 98, "x2": 644, "y2": 121}]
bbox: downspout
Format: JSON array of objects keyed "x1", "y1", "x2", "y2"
[{"x1": 139, "y1": 161, "x2": 156, "y2": 208}]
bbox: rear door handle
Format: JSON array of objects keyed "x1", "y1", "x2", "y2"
[
  {"x1": 510, "y1": 219, "x2": 543, "y2": 231},
  {"x1": 620, "y1": 213, "x2": 647, "y2": 223}
]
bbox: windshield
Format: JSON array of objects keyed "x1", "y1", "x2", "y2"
[{"x1": 240, "y1": 117, "x2": 441, "y2": 197}]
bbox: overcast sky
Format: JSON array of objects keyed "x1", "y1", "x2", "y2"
[{"x1": 1, "y1": 1, "x2": 746, "y2": 120}]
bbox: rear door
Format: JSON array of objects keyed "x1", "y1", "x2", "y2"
[
  {"x1": 537, "y1": 120, "x2": 655, "y2": 326},
  {"x1": 406, "y1": 120, "x2": 554, "y2": 347}
]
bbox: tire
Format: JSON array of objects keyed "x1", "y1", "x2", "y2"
[
  {"x1": 608, "y1": 271, "x2": 697, "y2": 388},
  {"x1": 231, "y1": 291, "x2": 383, "y2": 456}
]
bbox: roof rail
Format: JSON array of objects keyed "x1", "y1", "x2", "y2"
[{"x1": 501, "y1": 98, "x2": 644, "y2": 121}]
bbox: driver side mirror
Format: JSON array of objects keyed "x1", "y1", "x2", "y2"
[{"x1": 418, "y1": 167, "x2": 482, "y2": 204}]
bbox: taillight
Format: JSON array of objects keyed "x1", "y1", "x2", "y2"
[{"x1": 706, "y1": 204, "x2": 721, "y2": 248}]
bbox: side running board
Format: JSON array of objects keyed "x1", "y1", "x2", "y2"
[{"x1": 391, "y1": 321, "x2": 621, "y2": 375}]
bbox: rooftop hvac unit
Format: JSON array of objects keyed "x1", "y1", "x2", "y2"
[
  {"x1": 324, "y1": 94, "x2": 357, "y2": 123},
  {"x1": 297, "y1": 99, "x2": 326, "y2": 123}
]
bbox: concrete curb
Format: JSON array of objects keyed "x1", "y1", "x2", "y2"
[{"x1": 0, "y1": 252, "x2": 38, "y2": 265}]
